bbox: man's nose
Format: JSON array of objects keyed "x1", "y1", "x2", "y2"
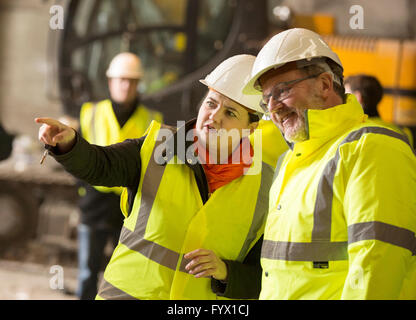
[
  {"x1": 119, "y1": 78, "x2": 133, "y2": 89},
  {"x1": 267, "y1": 97, "x2": 285, "y2": 114}
]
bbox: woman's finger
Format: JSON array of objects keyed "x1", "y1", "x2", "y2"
[
  {"x1": 188, "y1": 262, "x2": 214, "y2": 275},
  {"x1": 185, "y1": 255, "x2": 213, "y2": 271},
  {"x1": 184, "y1": 249, "x2": 211, "y2": 260},
  {"x1": 39, "y1": 125, "x2": 57, "y2": 146},
  {"x1": 35, "y1": 117, "x2": 63, "y2": 128},
  {"x1": 194, "y1": 268, "x2": 215, "y2": 278}
]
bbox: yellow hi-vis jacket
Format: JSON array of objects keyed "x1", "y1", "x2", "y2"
[
  {"x1": 80, "y1": 99, "x2": 163, "y2": 195},
  {"x1": 250, "y1": 119, "x2": 288, "y2": 169},
  {"x1": 261, "y1": 94, "x2": 416, "y2": 300},
  {"x1": 96, "y1": 121, "x2": 274, "y2": 299},
  {"x1": 367, "y1": 116, "x2": 414, "y2": 149}
]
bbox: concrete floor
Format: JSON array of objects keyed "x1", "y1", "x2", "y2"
[{"x1": 0, "y1": 259, "x2": 78, "y2": 300}]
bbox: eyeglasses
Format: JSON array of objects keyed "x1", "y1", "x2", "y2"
[{"x1": 259, "y1": 73, "x2": 322, "y2": 113}]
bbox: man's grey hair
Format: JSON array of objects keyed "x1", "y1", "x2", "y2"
[{"x1": 297, "y1": 58, "x2": 346, "y2": 102}]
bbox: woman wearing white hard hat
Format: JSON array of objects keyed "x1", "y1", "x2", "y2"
[{"x1": 35, "y1": 54, "x2": 277, "y2": 300}]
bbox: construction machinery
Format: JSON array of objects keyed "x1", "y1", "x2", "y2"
[
  {"x1": 0, "y1": 0, "x2": 415, "y2": 262},
  {"x1": 0, "y1": 0, "x2": 269, "y2": 261}
]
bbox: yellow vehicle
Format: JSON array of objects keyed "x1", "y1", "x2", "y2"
[
  {"x1": 285, "y1": 8, "x2": 416, "y2": 142},
  {"x1": 1, "y1": 0, "x2": 415, "y2": 258},
  {"x1": 324, "y1": 35, "x2": 416, "y2": 129}
]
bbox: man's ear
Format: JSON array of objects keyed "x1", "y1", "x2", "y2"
[{"x1": 319, "y1": 72, "x2": 333, "y2": 98}]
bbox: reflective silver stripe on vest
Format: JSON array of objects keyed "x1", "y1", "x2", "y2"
[
  {"x1": 120, "y1": 230, "x2": 181, "y2": 270},
  {"x1": 119, "y1": 128, "x2": 180, "y2": 270},
  {"x1": 349, "y1": 221, "x2": 416, "y2": 256},
  {"x1": 262, "y1": 126, "x2": 415, "y2": 261},
  {"x1": 313, "y1": 127, "x2": 414, "y2": 243},
  {"x1": 178, "y1": 162, "x2": 273, "y2": 269},
  {"x1": 98, "y1": 278, "x2": 139, "y2": 300},
  {"x1": 262, "y1": 240, "x2": 348, "y2": 261},
  {"x1": 236, "y1": 162, "x2": 274, "y2": 261},
  {"x1": 89, "y1": 103, "x2": 98, "y2": 143},
  {"x1": 120, "y1": 127, "x2": 272, "y2": 271}
]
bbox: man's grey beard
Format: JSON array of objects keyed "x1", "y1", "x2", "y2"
[
  {"x1": 285, "y1": 127, "x2": 308, "y2": 143},
  {"x1": 284, "y1": 118, "x2": 308, "y2": 143}
]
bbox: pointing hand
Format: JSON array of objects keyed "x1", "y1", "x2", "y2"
[{"x1": 35, "y1": 117, "x2": 76, "y2": 153}]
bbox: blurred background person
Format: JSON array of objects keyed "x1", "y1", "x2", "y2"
[
  {"x1": 345, "y1": 74, "x2": 414, "y2": 148},
  {"x1": 74, "y1": 52, "x2": 163, "y2": 300}
]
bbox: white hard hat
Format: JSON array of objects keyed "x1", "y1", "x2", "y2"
[
  {"x1": 243, "y1": 28, "x2": 343, "y2": 94},
  {"x1": 200, "y1": 54, "x2": 263, "y2": 113},
  {"x1": 106, "y1": 52, "x2": 143, "y2": 79}
]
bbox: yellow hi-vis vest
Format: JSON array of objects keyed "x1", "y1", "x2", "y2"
[
  {"x1": 260, "y1": 94, "x2": 416, "y2": 300},
  {"x1": 249, "y1": 119, "x2": 288, "y2": 169},
  {"x1": 96, "y1": 121, "x2": 274, "y2": 299},
  {"x1": 80, "y1": 99, "x2": 163, "y2": 195}
]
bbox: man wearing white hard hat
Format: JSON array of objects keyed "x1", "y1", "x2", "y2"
[
  {"x1": 74, "y1": 52, "x2": 163, "y2": 299},
  {"x1": 35, "y1": 54, "x2": 278, "y2": 299},
  {"x1": 244, "y1": 28, "x2": 416, "y2": 299}
]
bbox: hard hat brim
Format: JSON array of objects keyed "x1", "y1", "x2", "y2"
[
  {"x1": 106, "y1": 71, "x2": 142, "y2": 79},
  {"x1": 243, "y1": 28, "x2": 344, "y2": 95},
  {"x1": 242, "y1": 63, "x2": 286, "y2": 95},
  {"x1": 199, "y1": 79, "x2": 264, "y2": 114}
]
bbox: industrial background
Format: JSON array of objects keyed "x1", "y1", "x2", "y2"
[{"x1": 0, "y1": 0, "x2": 415, "y2": 299}]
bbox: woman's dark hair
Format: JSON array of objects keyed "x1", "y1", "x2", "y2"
[
  {"x1": 248, "y1": 112, "x2": 261, "y2": 123},
  {"x1": 199, "y1": 91, "x2": 261, "y2": 123}
]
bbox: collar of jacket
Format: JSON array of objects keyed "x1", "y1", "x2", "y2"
[
  {"x1": 110, "y1": 97, "x2": 141, "y2": 128},
  {"x1": 155, "y1": 118, "x2": 200, "y2": 168},
  {"x1": 290, "y1": 93, "x2": 367, "y2": 156},
  {"x1": 110, "y1": 96, "x2": 140, "y2": 111}
]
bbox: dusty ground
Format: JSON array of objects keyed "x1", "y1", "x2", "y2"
[{"x1": 0, "y1": 259, "x2": 78, "y2": 300}]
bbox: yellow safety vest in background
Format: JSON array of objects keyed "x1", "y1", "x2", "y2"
[
  {"x1": 96, "y1": 121, "x2": 274, "y2": 299},
  {"x1": 80, "y1": 99, "x2": 163, "y2": 195},
  {"x1": 261, "y1": 94, "x2": 416, "y2": 300}
]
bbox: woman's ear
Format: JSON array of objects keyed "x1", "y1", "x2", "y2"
[{"x1": 248, "y1": 121, "x2": 259, "y2": 134}]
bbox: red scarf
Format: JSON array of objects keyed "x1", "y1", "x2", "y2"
[{"x1": 194, "y1": 134, "x2": 253, "y2": 193}]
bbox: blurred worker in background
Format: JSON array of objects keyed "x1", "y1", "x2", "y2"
[
  {"x1": 244, "y1": 28, "x2": 416, "y2": 299},
  {"x1": 345, "y1": 74, "x2": 414, "y2": 148},
  {"x1": 74, "y1": 52, "x2": 163, "y2": 300},
  {"x1": 0, "y1": 121, "x2": 14, "y2": 161},
  {"x1": 36, "y1": 54, "x2": 277, "y2": 300}
]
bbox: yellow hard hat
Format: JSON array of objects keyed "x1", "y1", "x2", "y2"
[
  {"x1": 200, "y1": 54, "x2": 263, "y2": 114},
  {"x1": 243, "y1": 28, "x2": 343, "y2": 94},
  {"x1": 106, "y1": 52, "x2": 143, "y2": 79}
]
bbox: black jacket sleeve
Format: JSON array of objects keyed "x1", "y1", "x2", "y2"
[
  {"x1": 0, "y1": 123, "x2": 14, "y2": 161},
  {"x1": 50, "y1": 132, "x2": 144, "y2": 190},
  {"x1": 211, "y1": 236, "x2": 263, "y2": 299}
]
